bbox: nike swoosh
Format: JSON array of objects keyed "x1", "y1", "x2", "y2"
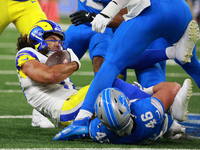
[
  {"x1": 85, "y1": 13, "x2": 90, "y2": 17},
  {"x1": 31, "y1": 0, "x2": 36, "y2": 3}
]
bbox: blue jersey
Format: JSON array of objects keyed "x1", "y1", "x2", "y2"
[
  {"x1": 77, "y1": 0, "x2": 111, "y2": 14},
  {"x1": 89, "y1": 97, "x2": 166, "y2": 144},
  {"x1": 65, "y1": 0, "x2": 114, "y2": 60},
  {"x1": 80, "y1": 0, "x2": 196, "y2": 115}
]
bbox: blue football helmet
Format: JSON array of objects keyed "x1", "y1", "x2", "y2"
[
  {"x1": 95, "y1": 88, "x2": 132, "y2": 132},
  {"x1": 28, "y1": 20, "x2": 65, "y2": 51}
]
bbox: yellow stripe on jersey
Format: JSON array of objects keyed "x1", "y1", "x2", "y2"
[
  {"x1": 17, "y1": 54, "x2": 36, "y2": 78},
  {"x1": 60, "y1": 85, "x2": 90, "y2": 127}
]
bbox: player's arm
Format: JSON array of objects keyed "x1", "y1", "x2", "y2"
[
  {"x1": 70, "y1": 8, "x2": 127, "y2": 28},
  {"x1": 21, "y1": 60, "x2": 78, "y2": 84},
  {"x1": 100, "y1": 0, "x2": 130, "y2": 19},
  {"x1": 151, "y1": 82, "x2": 181, "y2": 111},
  {"x1": 108, "y1": 8, "x2": 127, "y2": 28}
]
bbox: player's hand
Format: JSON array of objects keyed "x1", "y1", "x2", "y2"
[
  {"x1": 91, "y1": 13, "x2": 112, "y2": 33},
  {"x1": 133, "y1": 81, "x2": 143, "y2": 90},
  {"x1": 70, "y1": 10, "x2": 96, "y2": 26},
  {"x1": 67, "y1": 48, "x2": 81, "y2": 70}
]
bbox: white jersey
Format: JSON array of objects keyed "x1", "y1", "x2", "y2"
[
  {"x1": 16, "y1": 47, "x2": 77, "y2": 125},
  {"x1": 100, "y1": 0, "x2": 150, "y2": 22},
  {"x1": 123, "y1": 0, "x2": 151, "y2": 21}
]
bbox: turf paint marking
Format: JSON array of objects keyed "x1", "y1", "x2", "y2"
[{"x1": 0, "y1": 148, "x2": 200, "y2": 150}]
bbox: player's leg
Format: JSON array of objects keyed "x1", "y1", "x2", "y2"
[
  {"x1": 171, "y1": 78, "x2": 193, "y2": 122},
  {"x1": 53, "y1": 85, "x2": 90, "y2": 140},
  {"x1": 12, "y1": 0, "x2": 47, "y2": 35},
  {"x1": 64, "y1": 24, "x2": 91, "y2": 59},
  {"x1": 59, "y1": 85, "x2": 89, "y2": 127},
  {"x1": 89, "y1": 29, "x2": 127, "y2": 80},
  {"x1": 112, "y1": 78, "x2": 151, "y2": 99},
  {"x1": 175, "y1": 46, "x2": 200, "y2": 88},
  {"x1": 78, "y1": 0, "x2": 194, "y2": 116},
  {"x1": 89, "y1": 29, "x2": 113, "y2": 75},
  {"x1": 0, "y1": 0, "x2": 10, "y2": 35},
  {"x1": 135, "y1": 38, "x2": 168, "y2": 87}
]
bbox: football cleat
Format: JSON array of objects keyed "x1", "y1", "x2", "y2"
[
  {"x1": 53, "y1": 117, "x2": 90, "y2": 141},
  {"x1": 174, "y1": 20, "x2": 200, "y2": 64},
  {"x1": 171, "y1": 79, "x2": 193, "y2": 122}
]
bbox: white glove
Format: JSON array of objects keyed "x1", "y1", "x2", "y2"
[
  {"x1": 133, "y1": 81, "x2": 154, "y2": 95},
  {"x1": 133, "y1": 81, "x2": 143, "y2": 90},
  {"x1": 91, "y1": 13, "x2": 112, "y2": 33},
  {"x1": 67, "y1": 48, "x2": 81, "y2": 69}
]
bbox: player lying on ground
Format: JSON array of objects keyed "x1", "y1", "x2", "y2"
[
  {"x1": 16, "y1": 20, "x2": 87, "y2": 128},
  {"x1": 54, "y1": 78, "x2": 192, "y2": 144}
]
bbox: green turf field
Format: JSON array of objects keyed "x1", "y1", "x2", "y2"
[{"x1": 0, "y1": 25, "x2": 199, "y2": 149}]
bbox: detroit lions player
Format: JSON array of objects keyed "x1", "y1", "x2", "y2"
[
  {"x1": 53, "y1": 0, "x2": 200, "y2": 140},
  {"x1": 64, "y1": 0, "x2": 127, "y2": 79},
  {"x1": 68, "y1": 0, "x2": 200, "y2": 89},
  {"x1": 89, "y1": 78, "x2": 192, "y2": 144},
  {"x1": 54, "y1": 78, "x2": 193, "y2": 142}
]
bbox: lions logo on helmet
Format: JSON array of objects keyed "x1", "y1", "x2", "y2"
[
  {"x1": 28, "y1": 20, "x2": 65, "y2": 51},
  {"x1": 95, "y1": 88, "x2": 132, "y2": 133}
]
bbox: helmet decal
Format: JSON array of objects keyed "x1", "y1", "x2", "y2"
[
  {"x1": 95, "y1": 88, "x2": 131, "y2": 131},
  {"x1": 28, "y1": 20, "x2": 65, "y2": 51}
]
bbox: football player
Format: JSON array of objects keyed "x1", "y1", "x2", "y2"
[
  {"x1": 54, "y1": 78, "x2": 193, "y2": 143},
  {"x1": 89, "y1": 79, "x2": 192, "y2": 144},
  {"x1": 64, "y1": 0, "x2": 127, "y2": 79},
  {"x1": 16, "y1": 19, "x2": 174, "y2": 129},
  {"x1": 16, "y1": 20, "x2": 85, "y2": 128},
  {"x1": 53, "y1": 0, "x2": 200, "y2": 140},
  {"x1": 0, "y1": 0, "x2": 56, "y2": 128}
]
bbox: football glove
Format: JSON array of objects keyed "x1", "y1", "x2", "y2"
[
  {"x1": 91, "y1": 13, "x2": 112, "y2": 33},
  {"x1": 67, "y1": 48, "x2": 81, "y2": 70},
  {"x1": 70, "y1": 10, "x2": 96, "y2": 26}
]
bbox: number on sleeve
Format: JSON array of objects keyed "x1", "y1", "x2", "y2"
[{"x1": 141, "y1": 111, "x2": 157, "y2": 128}]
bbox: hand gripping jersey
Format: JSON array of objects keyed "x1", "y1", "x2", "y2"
[{"x1": 15, "y1": 47, "x2": 77, "y2": 125}]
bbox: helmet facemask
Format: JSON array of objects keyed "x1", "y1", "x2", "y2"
[{"x1": 27, "y1": 20, "x2": 66, "y2": 56}]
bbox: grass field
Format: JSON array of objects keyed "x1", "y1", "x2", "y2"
[{"x1": 0, "y1": 25, "x2": 200, "y2": 149}]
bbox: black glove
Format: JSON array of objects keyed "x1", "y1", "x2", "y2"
[{"x1": 70, "y1": 10, "x2": 96, "y2": 26}]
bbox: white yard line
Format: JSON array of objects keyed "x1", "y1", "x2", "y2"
[
  {"x1": 0, "y1": 70, "x2": 191, "y2": 77},
  {"x1": 0, "y1": 90, "x2": 199, "y2": 96},
  {"x1": 0, "y1": 149, "x2": 198, "y2": 150}
]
